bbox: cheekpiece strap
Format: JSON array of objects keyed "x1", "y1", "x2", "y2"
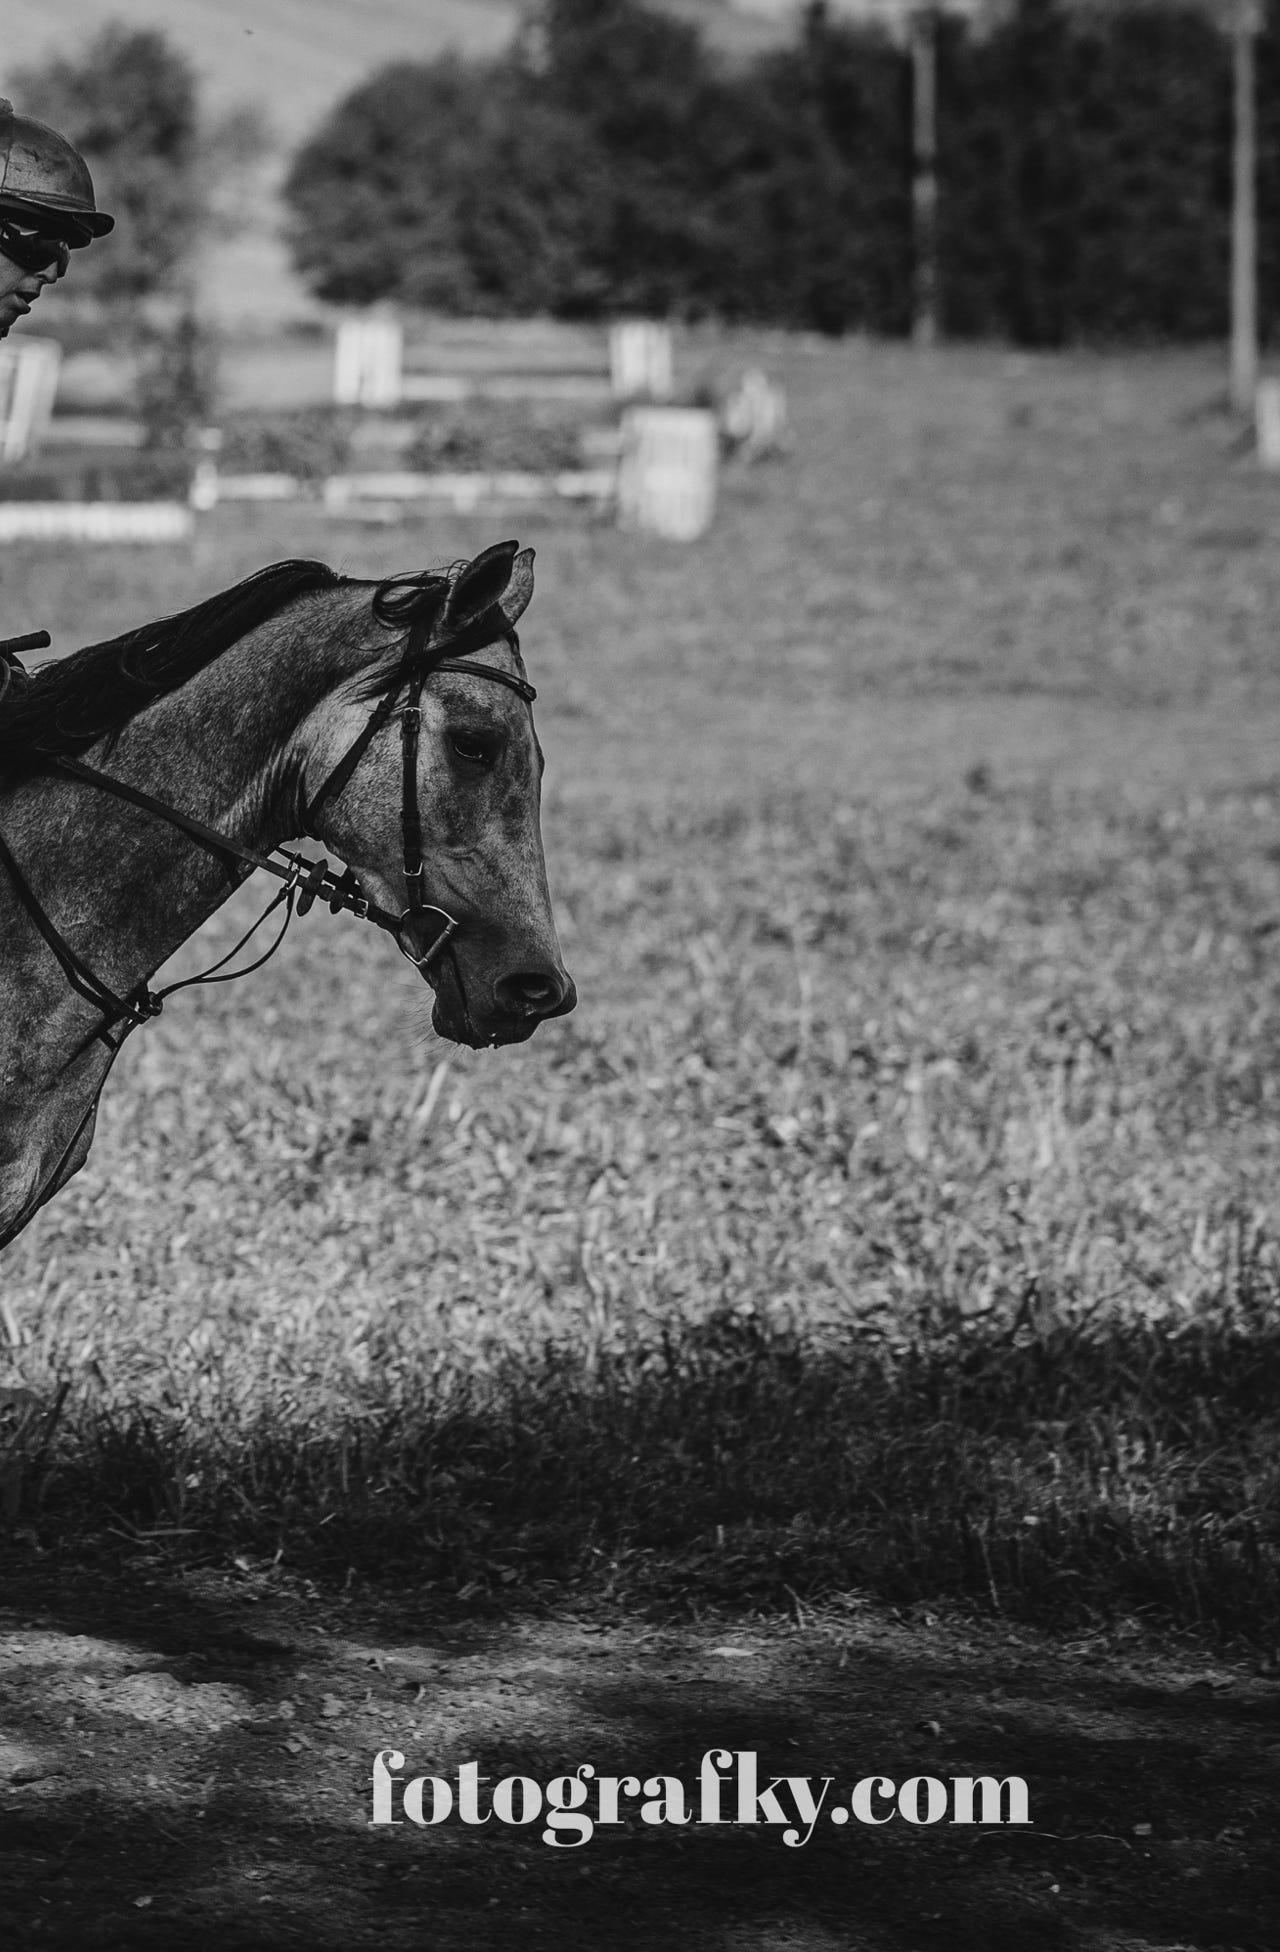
[{"x1": 400, "y1": 664, "x2": 427, "y2": 905}]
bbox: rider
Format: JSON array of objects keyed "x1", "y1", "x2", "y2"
[
  {"x1": 0, "y1": 97, "x2": 113, "y2": 339},
  {"x1": 0, "y1": 99, "x2": 113, "y2": 703}
]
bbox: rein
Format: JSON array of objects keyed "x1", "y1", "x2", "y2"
[{"x1": 0, "y1": 601, "x2": 536, "y2": 1244}]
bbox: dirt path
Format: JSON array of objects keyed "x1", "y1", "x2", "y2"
[{"x1": 0, "y1": 1552, "x2": 1276, "y2": 1950}]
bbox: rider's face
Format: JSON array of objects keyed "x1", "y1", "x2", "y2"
[{"x1": 0, "y1": 248, "x2": 63, "y2": 339}]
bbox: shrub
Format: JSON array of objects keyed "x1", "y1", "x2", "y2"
[
  {"x1": 403, "y1": 403, "x2": 589, "y2": 473},
  {"x1": 216, "y1": 409, "x2": 359, "y2": 481}
]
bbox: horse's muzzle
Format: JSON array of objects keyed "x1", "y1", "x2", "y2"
[{"x1": 430, "y1": 962, "x2": 576, "y2": 1048}]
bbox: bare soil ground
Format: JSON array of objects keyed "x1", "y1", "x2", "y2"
[{"x1": 2, "y1": 1554, "x2": 1278, "y2": 1950}]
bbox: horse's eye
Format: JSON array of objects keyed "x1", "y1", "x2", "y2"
[{"x1": 450, "y1": 729, "x2": 497, "y2": 767}]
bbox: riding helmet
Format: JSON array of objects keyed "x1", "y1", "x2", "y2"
[{"x1": 0, "y1": 99, "x2": 114, "y2": 245}]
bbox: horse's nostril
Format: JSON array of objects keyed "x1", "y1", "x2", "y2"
[{"x1": 495, "y1": 968, "x2": 565, "y2": 1016}]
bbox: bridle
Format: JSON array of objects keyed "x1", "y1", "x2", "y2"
[
  {"x1": 300, "y1": 599, "x2": 535, "y2": 976},
  {"x1": 0, "y1": 600, "x2": 535, "y2": 1246}
]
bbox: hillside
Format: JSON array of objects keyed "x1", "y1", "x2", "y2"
[
  {"x1": 1, "y1": 0, "x2": 791, "y2": 148},
  {"x1": 1, "y1": 0, "x2": 799, "y2": 325}
]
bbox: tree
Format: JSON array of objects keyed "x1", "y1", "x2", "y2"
[
  {"x1": 940, "y1": 0, "x2": 1230, "y2": 345},
  {"x1": 285, "y1": 58, "x2": 489, "y2": 310},
  {"x1": 710, "y1": 13, "x2": 911, "y2": 334},
  {"x1": 14, "y1": 24, "x2": 201, "y2": 298},
  {"x1": 284, "y1": 0, "x2": 906, "y2": 328},
  {"x1": 281, "y1": 0, "x2": 1251, "y2": 343},
  {"x1": 284, "y1": 2, "x2": 731, "y2": 319},
  {"x1": 284, "y1": 56, "x2": 614, "y2": 316}
]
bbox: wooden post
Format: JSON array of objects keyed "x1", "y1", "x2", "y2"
[
  {"x1": 911, "y1": 5, "x2": 940, "y2": 348},
  {"x1": 1231, "y1": 0, "x2": 1263, "y2": 413},
  {"x1": 0, "y1": 339, "x2": 61, "y2": 462}
]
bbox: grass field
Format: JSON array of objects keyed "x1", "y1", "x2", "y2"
[{"x1": 3, "y1": 337, "x2": 1280, "y2": 1646}]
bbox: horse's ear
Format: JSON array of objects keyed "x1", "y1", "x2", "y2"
[
  {"x1": 445, "y1": 540, "x2": 520, "y2": 628},
  {"x1": 499, "y1": 546, "x2": 535, "y2": 628}
]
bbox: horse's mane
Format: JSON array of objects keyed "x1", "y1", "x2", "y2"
[
  {"x1": 0, "y1": 558, "x2": 349, "y2": 767},
  {"x1": 0, "y1": 553, "x2": 520, "y2": 779}
]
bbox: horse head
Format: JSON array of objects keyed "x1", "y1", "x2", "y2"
[{"x1": 302, "y1": 541, "x2": 576, "y2": 1050}]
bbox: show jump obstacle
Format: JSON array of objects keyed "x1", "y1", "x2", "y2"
[
  {"x1": 0, "y1": 338, "x2": 60, "y2": 463},
  {"x1": 0, "y1": 320, "x2": 759, "y2": 546}
]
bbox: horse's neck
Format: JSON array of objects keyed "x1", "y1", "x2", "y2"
[
  {"x1": 0, "y1": 595, "x2": 361, "y2": 1028},
  {"x1": 113, "y1": 594, "x2": 361, "y2": 834}
]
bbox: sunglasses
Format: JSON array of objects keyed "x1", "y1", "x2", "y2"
[{"x1": 0, "y1": 223, "x2": 71, "y2": 278}]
